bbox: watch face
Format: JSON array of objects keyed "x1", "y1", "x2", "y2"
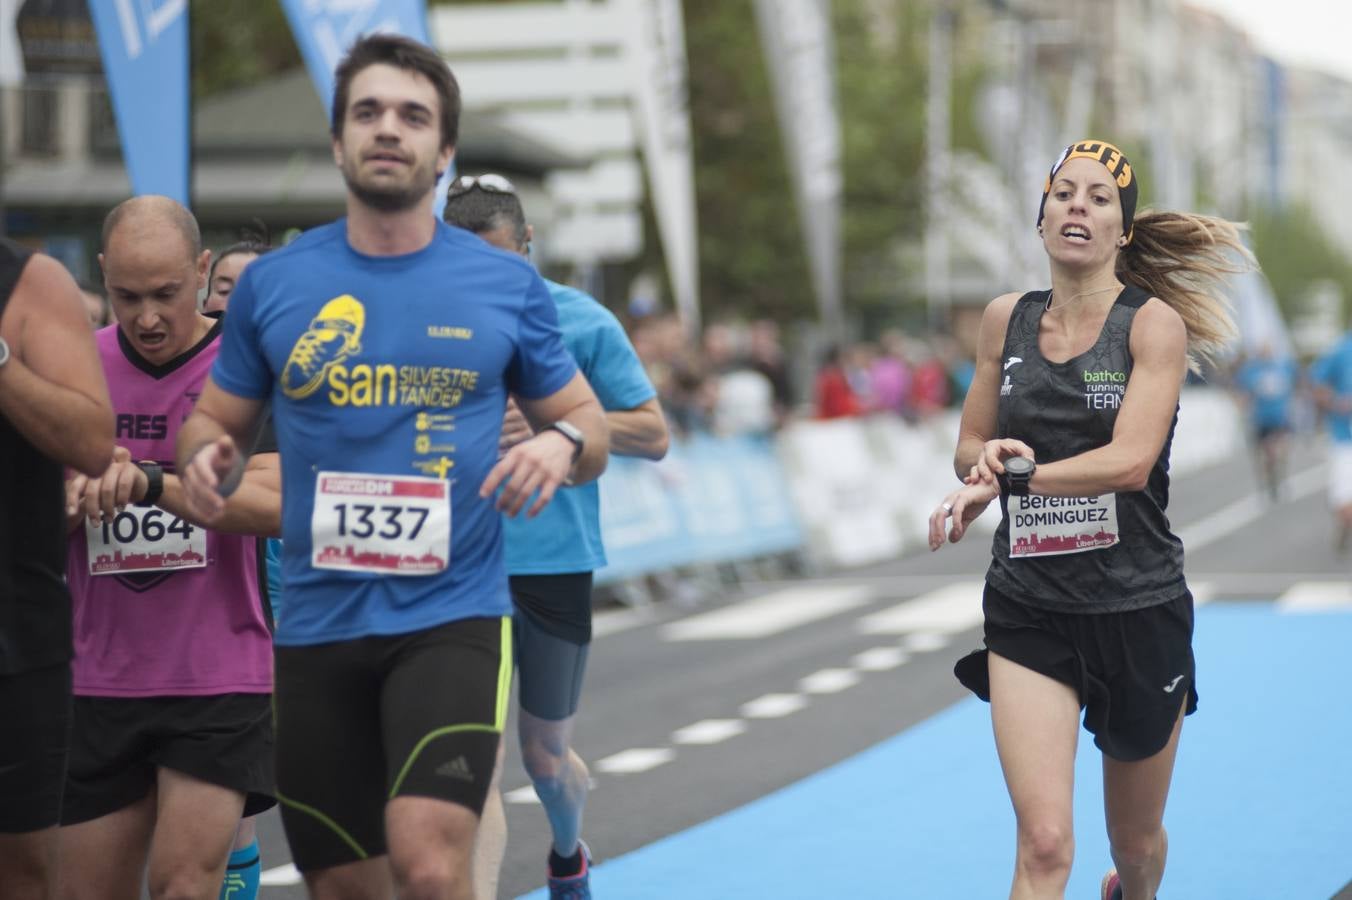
[
  {"x1": 0, "y1": 337, "x2": 9, "y2": 367},
  {"x1": 1005, "y1": 455, "x2": 1034, "y2": 476}
]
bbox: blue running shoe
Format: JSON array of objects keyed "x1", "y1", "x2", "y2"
[{"x1": 547, "y1": 841, "x2": 592, "y2": 900}]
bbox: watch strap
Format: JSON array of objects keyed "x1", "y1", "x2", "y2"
[
  {"x1": 135, "y1": 461, "x2": 165, "y2": 507},
  {"x1": 547, "y1": 421, "x2": 584, "y2": 462}
]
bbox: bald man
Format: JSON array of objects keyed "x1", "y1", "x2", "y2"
[{"x1": 58, "y1": 196, "x2": 280, "y2": 900}]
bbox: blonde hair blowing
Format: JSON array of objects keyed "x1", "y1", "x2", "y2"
[{"x1": 1116, "y1": 210, "x2": 1250, "y2": 373}]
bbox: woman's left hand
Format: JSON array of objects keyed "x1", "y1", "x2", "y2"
[{"x1": 929, "y1": 479, "x2": 1000, "y2": 551}]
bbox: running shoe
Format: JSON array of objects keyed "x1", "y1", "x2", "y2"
[
  {"x1": 547, "y1": 840, "x2": 592, "y2": 900},
  {"x1": 1100, "y1": 869, "x2": 1156, "y2": 900}
]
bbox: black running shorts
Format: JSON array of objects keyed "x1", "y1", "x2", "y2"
[
  {"x1": 61, "y1": 692, "x2": 276, "y2": 825},
  {"x1": 954, "y1": 584, "x2": 1198, "y2": 762},
  {"x1": 511, "y1": 573, "x2": 593, "y2": 721},
  {"x1": 0, "y1": 663, "x2": 71, "y2": 833},
  {"x1": 273, "y1": 616, "x2": 511, "y2": 872}
]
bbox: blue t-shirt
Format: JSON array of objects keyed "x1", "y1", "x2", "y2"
[
  {"x1": 1311, "y1": 335, "x2": 1352, "y2": 444},
  {"x1": 1235, "y1": 356, "x2": 1298, "y2": 429},
  {"x1": 212, "y1": 220, "x2": 578, "y2": 646},
  {"x1": 503, "y1": 279, "x2": 656, "y2": 575}
]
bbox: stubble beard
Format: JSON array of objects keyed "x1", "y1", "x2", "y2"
[{"x1": 342, "y1": 157, "x2": 437, "y2": 213}]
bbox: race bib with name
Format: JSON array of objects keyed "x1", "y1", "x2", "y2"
[
  {"x1": 86, "y1": 507, "x2": 207, "y2": 575},
  {"x1": 311, "y1": 472, "x2": 450, "y2": 575},
  {"x1": 1008, "y1": 493, "x2": 1119, "y2": 558}
]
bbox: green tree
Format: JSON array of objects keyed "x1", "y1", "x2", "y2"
[
  {"x1": 832, "y1": 0, "x2": 929, "y2": 330},
  {"x1": 682, "y1": 0, "x2": 814, "y2": 322},
  {"x1": 1250, "y1": 204, "x2": 1352, "y2": 323},
  {"x1": 191, "y1": 0, "x2": 300, "y2": 100}
]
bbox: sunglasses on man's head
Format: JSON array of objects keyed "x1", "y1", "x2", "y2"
[{"x1": 446, "y1": 174, "x2": 518, "y2": 200}]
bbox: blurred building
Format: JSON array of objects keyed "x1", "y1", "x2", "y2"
[{"x1": 0, "y1": 0, "x2": 581, "y2": 280}]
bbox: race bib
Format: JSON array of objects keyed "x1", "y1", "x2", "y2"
[
  {"x1": 1008, "y1": 493, "x2": 1119, "y2": 558},
  {"x1": 311, "y1": 472, "x2": 450, "y2": 575},
  {"x1": 86, "y1": 506, "x2": 207, "y2": 575}
]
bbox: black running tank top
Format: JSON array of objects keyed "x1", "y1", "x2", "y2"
[
  {"x1": 986, "y1": 286, "x2": 1186, "y2": 613},
  {"x1": 0, "y1": 239, "x2": 73, "y2": 673}
]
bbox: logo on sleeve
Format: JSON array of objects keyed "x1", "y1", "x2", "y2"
[{"x1": 281, "y1": 295, "x2": 366, "y2": 400}]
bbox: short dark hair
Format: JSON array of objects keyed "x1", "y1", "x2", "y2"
[
  {"x1": 331, "y1": 33, "x2": 461, "y2": 151},
  {"x1": 442, "y1": 186, "x2": 529, "y2": 249}
]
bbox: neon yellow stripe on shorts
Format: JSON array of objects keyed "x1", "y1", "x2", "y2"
[
  {"x1": 276, "y1": 790, "x2": 369, "y2": 860},
  {"x1": 388, "y1": 616, "x2": 514, "y2": 799}
]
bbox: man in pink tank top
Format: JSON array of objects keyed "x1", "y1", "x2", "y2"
[{"x1": 60, "y1": 196, "x2": 281, "y2": 900}]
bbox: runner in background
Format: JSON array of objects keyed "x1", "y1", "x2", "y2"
[
  {"x1": 1232, "y1": 341, "x2": 1299, "y2": 500},
  {"x1": 0, "y1": 239, "x2": 114, "y2": 900},
  {"x1": 928, "y1": 140, "x2": 1247, "y2": 900},
  {"x1": 1309, "y1": 328, "x2": 1352, "y2": 555},
  {"x1": 175, "y1": 35, "x2": 608, "y2": 899},
  {"x1": 205, "y1": 228, "x2": 278, "y2": 900},
  {"x1": 443, "y1": 174, "x2": 669, "y2": 900},
  {"x1": 59, "y1": 196, "x2": 280, "y2": 900},
  {"x1": 204, "y1": 225, "x2": 272, "y2": 315}
]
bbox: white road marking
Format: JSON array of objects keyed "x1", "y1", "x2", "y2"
[
  {"x1": 260, "y1": 863, "x2": 302, "y2": 886},
  {"x1": 1177, "y1": 463, "x2": 1322, "y2": 553},
  {"x1": 504, "y1": 785, "x2": 541, "y2": 804},
  {"x1": 1190, "y1": 581, "x2": 1215, "y2": 606},
  {"x1": 662, "y1": 585, "x2": 873, "y2": 641},
  {"x1": 853, "y1": 646, "x2": 909, "y2": 670},
  {"x1": 799, "y1": 668, "x2": 861, "y2": 694},
  {"x1": 595, "y1": 748, "x2": 675, "y2": 774},
  {"x1": 593, "y1": 605, "x2": 659, "y2": 638},
  {"x1": 672, "y1": 719, "x2": 747, "y2": 745},
  {"x1": 1278, "y1": 581, "x2": 1352, "y2": 612},
  {"x1": 902, "y1": 632, "x2": 951, "y2": 653},
  {"x1": 740, "y1": 692, "x2": 809, "y2": 718},
  {"x1": 857, "y1": 582, "x2": 984, "y2": 635}
]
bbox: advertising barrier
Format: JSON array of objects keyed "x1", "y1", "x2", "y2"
[{"x1": 595, "y1": 387, "x2": 1244, "y2": 582}]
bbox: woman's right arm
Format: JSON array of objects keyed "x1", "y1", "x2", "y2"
[{"x1": 953, "y1": 293, "x2": 1021, "y2": 479}]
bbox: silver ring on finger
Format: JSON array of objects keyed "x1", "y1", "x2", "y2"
[{"x1": 941, "y1": 502, "x2": 953, "y2": 513}]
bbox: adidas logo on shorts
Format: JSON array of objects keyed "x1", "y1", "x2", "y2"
[{"x1": 435, "y1": 755, "x2": 475, "y2": 782}]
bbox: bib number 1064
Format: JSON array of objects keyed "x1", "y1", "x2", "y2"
[
  {"x1": 99, "y1": 508, "x2": 195, "y2": 544},
  {"x1": 86, "y1": 506, "x2": 208, "y2": 575}
]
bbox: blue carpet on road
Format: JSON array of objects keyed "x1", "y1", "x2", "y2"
[{"x1": 517, "y1": 603, "x2": 1352, "y2": 899}]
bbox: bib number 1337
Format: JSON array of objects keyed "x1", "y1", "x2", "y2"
[{"x1": 311, "y1": 472, "x2": 450, "y2": 575}]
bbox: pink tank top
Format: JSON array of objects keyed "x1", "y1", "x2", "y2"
[{"x1": 66, "y1": 322, "x2": 272, "y2": 697}]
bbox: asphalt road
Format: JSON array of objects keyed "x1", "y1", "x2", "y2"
[{"x1": 251, "y1": 442, "x2": 1348, "y2": 897}]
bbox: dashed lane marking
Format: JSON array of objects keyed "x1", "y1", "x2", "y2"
[
  {"x1": 740, "y1": 693, "x2": 810, "y2": 719},
  {"x1": 594, "y1": 748, "x2": 676, "y2": 775},
  {"x1": 799, "y1": 668, "x2": 862, "y2": 694},
  {"x1": 672, "y1": 719, "x2": 748, "y2": 745}
]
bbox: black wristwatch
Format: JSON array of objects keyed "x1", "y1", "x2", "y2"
[
  {"x1": 1001, "y1": 455, "x2": 1036, "y2": 496},
  {"x1": 136, "y1": 461, "x2": 165, "y2": 506},
  {"x1": 547, "y1": 420, "x2": 585, "y2": 463}
]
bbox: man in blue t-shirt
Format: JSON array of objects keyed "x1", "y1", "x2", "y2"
[
  {"x1": 1233, "y1": 342, "x2": 1299, "y2": 500},
  {"x1": 1311, "y1": 331, "x2": 1352, "y2": 554},
  {"x1": 444, "y1": 175, "x2": 669, "y2": 900},
  {"x1": 175, "y1": 35, "x2": 608, "y2": 900}
]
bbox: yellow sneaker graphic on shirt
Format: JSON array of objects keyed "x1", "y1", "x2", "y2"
[{"x1": 281, "y1": 295, "x2": 366, "y2": 399}]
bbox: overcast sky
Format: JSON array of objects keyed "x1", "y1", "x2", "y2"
[{"x1": 1186, "y1": 0, "x2": 1352, "y2": 81}]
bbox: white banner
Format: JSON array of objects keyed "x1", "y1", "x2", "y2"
[
  {"x1": 621, "y1": 0, "x2": 701, "y2": 332},
  {"x1": 754, "y1": 0, "x2": 843, "y2": 336}
]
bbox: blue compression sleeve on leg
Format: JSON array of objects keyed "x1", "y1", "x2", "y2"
[{"x1": 220, "y1": 838, "x2": 261, "y2": 900}]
